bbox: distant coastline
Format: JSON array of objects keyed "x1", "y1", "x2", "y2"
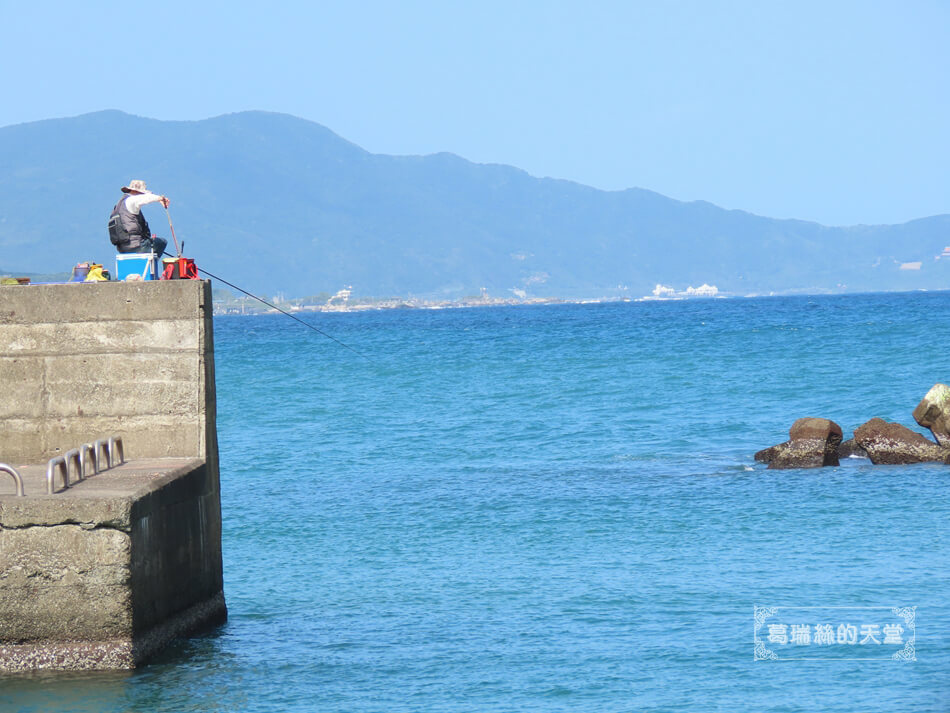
[
  {"x1": 213, "y1": 293, "x2": 616, "y2": 316},
  {"x1": 212, "y1": 285, "x2": 730, "y2": 316},
  {"x1": 210, "y1": 283, "x2": 950, "y2": 316}
]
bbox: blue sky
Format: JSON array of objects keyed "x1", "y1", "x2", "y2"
[{"x1": 1, "y1": 0, "x2": 946, "y2": 226}]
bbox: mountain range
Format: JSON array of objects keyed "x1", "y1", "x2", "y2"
[{"x1": 1, "y1": 110, "x2": 948, "y2": 299}]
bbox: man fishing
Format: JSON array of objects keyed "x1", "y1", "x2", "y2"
[{"x1": 107, "y1": 179, "x2": 170, "y2": 256}]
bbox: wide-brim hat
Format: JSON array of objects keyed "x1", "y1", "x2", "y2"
[{"x1": 121, "y1": 179, "x2": 150, "y2": 194}]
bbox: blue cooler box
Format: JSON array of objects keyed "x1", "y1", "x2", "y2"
[{"x1": 116, "y1": 253, "x2": 158, "y2": 281}]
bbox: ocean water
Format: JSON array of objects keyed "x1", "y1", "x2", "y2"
[{"x1": 4, "y1": 292, "x2": 950, "y2": 712}]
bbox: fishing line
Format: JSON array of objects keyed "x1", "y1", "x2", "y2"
[{"x1": 163, "y1": 252, "x2": 370, "y2": 360}]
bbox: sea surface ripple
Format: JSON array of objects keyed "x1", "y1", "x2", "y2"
[{"x1": 3, "y1": 292, "x2": 949, "y2": 712}]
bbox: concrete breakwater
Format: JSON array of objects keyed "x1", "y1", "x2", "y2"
[{"x1": 0, "y1": 281, "x2": 226, "y2": 670}]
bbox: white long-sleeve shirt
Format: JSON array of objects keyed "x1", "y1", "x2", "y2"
[{"x1": 122, "y1": 191, "x2": 166, "y2": 214}]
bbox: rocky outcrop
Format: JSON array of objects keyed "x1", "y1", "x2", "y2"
[
  {"x1": 755, "y1": 417, "x2": 842, "y2": 469},
  {"x1": 852, "y1": 417, "x2": 950, "y2": 465},
  {"x1": 913, "y1": 383, "x2": 950, "y2": 448},
  {"x1": 756, "y1": 383, "x2": 950, "y2": 469}
]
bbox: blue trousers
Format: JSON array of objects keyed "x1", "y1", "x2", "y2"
[{"x1": 126, "y1": 236, "x2": 168, "y2": 257}]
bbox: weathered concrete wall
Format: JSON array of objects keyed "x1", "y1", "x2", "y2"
[
  {"x1": 0, "y1": 280, "x2": 217, "y2": 464},
  {"x1": 0, "y1": 281, "x2": 225, "y2": 670},
  {"x1": 129, "y1": 460, "x2": 224, "y2": 635}
]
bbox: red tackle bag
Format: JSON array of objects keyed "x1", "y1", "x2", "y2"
[{"x1": 162, "y1": 257, "x2": 199, "y2": 280}]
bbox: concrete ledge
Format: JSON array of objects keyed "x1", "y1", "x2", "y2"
[
  {"x1": 0, "y1": 458, "x2": 206, "y2": 528},
  {"x1": 0, "y1": 280, "x2": 210, "y2": 324},
  {"x1": 0, "y1": 459, "x2": 225, "y2": 669}
]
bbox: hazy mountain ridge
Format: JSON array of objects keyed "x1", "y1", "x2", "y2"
[{"x1": 1, "y1": 110, "x2": 948, "y2": 298}]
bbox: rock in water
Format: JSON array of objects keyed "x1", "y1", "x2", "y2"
[
  {"x1": 789, "y1": 417, "x2": 843, "y2": 445},
  {"x1": 913, "y1": 383, "x2": 950, "y2": 448},
  {"x1": 757, "y1": 417, "x2": 843, "y2": 469},
  {"x1": 754, "y1": 445, "x2": 779, "y2": 463},
  {"x1": 837, "y1": 438, "x2": 869, "y2": 460},
  {"x1": 853, "y1": 417, "x2": 950, "y2": 464}
]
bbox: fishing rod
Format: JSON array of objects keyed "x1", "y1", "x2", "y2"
[
  {"x1": 161, "y1": 250, "x2": 370, "y2": 361},
  {"x1": 163, "y1": 204, "x2": 182, "y2": 257}
]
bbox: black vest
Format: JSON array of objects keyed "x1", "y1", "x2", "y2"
[{"x1": 108, "y1": 195, "x2": 151, "y2": 249}]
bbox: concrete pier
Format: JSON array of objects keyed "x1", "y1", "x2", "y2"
[{"x1": 0, "y1": 281, "x2": 226, "y2": 670}]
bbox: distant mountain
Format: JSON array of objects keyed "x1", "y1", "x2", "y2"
[{"x1": 1, "y1": 110, "x2": 948, "y2": 298}]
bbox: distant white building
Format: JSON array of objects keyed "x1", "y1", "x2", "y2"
[
  {"x1": 652, "y1": 284, "x2": 677, "y2": 297},
  {"x1": 647, "y1": 283, "x2": 719, "y2": 299},
  {"x1": 685, "y1": 283, "x2": 719, "y2": 296},
  {"x1": 326, "y1": 286, "x2": 352, "y2": 308}
]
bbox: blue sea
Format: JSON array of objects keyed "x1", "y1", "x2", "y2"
[{"x1": 4, "y1": 292, "x2": 950, "y2": 712}]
